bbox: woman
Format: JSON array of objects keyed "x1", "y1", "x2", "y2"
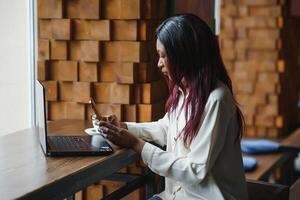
[{"x1": 99, "y1": 14, "x2": 248, "y2": 200}]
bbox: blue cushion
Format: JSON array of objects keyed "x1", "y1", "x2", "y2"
[
  {"x1": 241, "y1": 139, "x2": 280, "y2": 154},
  {"x1": 242, "y1": 156, "x2": 257, "y2": 172}
]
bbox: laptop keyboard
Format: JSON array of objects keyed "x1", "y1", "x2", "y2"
[{"x1": 48, "y1": 136, "x2": 91, "y2": 151}]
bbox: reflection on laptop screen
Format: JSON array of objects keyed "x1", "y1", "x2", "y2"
[{"x1": 36, "y1": 80, "x2": 47, "y2": 154}]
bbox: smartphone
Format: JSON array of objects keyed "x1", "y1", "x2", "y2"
[{"x1": 89, "y1": 97, "x2": 102, "y2": 120}]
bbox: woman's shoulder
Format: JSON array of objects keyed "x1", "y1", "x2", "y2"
[
  {"x1": 205, "y1": 81, "x2": 237, "y2": 116},
  {"x1": 208, "y1": 81, "x2": 231, "y2": 100},
  {"x1": 207, "y1": 81, "x2": 234, "y2": 105}
]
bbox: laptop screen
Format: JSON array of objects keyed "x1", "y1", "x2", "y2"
[{"x1": 36, "y1": 80, "x2": 48, "y2": 154}]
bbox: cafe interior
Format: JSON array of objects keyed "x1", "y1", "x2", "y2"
[{"x1": 0, "y1": 0, "x2": 300, "y2": 199}]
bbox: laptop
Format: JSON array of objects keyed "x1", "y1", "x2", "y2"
[{"x1": 36, "y1": 80, "x2": 113, "y2": 156}]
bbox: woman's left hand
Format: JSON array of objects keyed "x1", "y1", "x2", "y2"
[{"x1": 99, "y1": 121, "x2": 145, "y2": 153}]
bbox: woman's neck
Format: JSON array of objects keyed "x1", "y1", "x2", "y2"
[{"x1": 181, "y1": 78, "x2": 189, "y2": 96}]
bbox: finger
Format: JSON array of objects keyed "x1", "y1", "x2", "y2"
[
  {"x1": 106, "y1": 133, "x2": 116, "y2": 143},
  {"x1": 100, "y1": 126, "x2": 120, "y2": 137},
  {"x1": 99, "y1": 121, "x2": 119, "y2": 131}
]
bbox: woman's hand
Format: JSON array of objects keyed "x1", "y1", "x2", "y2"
[
  {"x1": 92, "y1": 114, "x2": 127, "y2": 129},
  {"x1": 99, "y1": 121, "x2": 145, "y2": 153}
]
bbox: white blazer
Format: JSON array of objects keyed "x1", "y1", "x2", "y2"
[{"x1": 126, "y1": 81, "x2": 248, "y2": 200}]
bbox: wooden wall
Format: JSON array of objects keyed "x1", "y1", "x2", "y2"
[
  {"x1": 37, "y1": 0, "x2": 167, "y2": 199},
  {"x1": 37, "y1": 0, "x2": 168, "y2": 125},
  {"x1": 220, "y1": 0, "x2": 299, "y2": 138}
]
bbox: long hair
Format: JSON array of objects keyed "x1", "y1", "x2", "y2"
[{"x1": 156, "y1": 14, "x2": 244, "y2": 147}]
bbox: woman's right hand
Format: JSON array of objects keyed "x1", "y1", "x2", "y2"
[{"x1": 93, "y1": 114, "x2": 127, "y2": 129}]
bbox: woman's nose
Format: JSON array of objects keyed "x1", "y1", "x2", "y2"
[{"x1": 157, "y1": 58, "x2": 163, "y2": 69}]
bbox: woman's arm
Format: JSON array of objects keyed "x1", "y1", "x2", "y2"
[
  {"x1": 125, "y1": 113, "x2": 169, "y2": 147},
  {"x1": 141, "y1": 99, "x2": 235, "y2": 185}
]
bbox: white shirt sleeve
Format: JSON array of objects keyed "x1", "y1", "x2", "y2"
[
  {"x1": 125, "y1": 113, "x2": 169, "y2": 147},
  {"x1": 141, "y1": 99, "x2": 235, "y2": 185}
]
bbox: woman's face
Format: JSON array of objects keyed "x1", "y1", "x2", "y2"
[{"x1": 156, "y1": 39, "x2": 171, "y2": 80}]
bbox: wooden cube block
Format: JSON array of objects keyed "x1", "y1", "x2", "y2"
[
  {"x1": 102, "y1": 42, "x2": 118, "y2": 61},
  {"x1": 267, "y1": 128, "x2": 279, "y2": 138},
  {"x1": 115, "y1": 63, "x2": 138, "y2": 84},
  {"x1": 138, "y1": 101, "x2": 165, "y2": 122},
  {"x1": 234, "y1": 17, "x2": 277, "y2": 28},
  {"x1": 112, "y1": 20, "x2": 138, "y2": 40},
  {"x1": 73, "y1": 20, "x2": 110, "y2": 40},
  {"x1": 80, "y1": 0, "x2": 100, "y2": 19},
  {"x1": 49, "y1": 101, "x2": 85, "y2": 120},
  {"x1": 73, "y1": 82, "x2": 91, "y2": 103},
  {"x1": 66, "y1": 0, "x2": 81, "y2": 18},
  {"x1": 248, "y1": 38, "x2": 277, "y2": 50},
  {"x1": 255, "y1": 115, "x2": 274, "y2": 127},
  {"x1": 70, "y1": 41, "x2": 100, "y2": 62},
  {"x1": 94, "y1": 82, "x2": 133, "y2": 104},
  {"x1": 85, "y1": 184, "x2": 104, "y2": 200},
  {"x1": 249, "y1": 6, "x2": 281, "y2": 17},
  {"x1": 51, "y1": 19, "x2": 71, "y2": 40},
  {"x1": 50, "y1": 61, "x2": 78, "y2": 81},
  {"x1": 123, "y1": 188, "x2": 145, "y2": 200},
  {"x1": 48, "y1": 101, "x2": 65, "y2": 120},
  {"x1": 66, "y1": 0, "x2": 100, "y2": 19},
  {"x1": 38, "y1": 39, "x2": 50, "y2": 60},
  {"x1": 75, "y1": 190, "x2": 83, "y2": 200},
  {"x1": 39, "y1": 19, "x2": 52, "y2": 39},
  {"x1": 59, "y1": 81, "x2": 73, "y2": 101},
  {"x1": 99, "y1": 62, "x2": 116, "y2": 82},
  {"x1": 69, "y1": 41, "x2": 81, "y2": 60},
  {"x1": 121, "y1": 0, "x2": 141, "y2": 19},
  {"x1": 73, "y1": 20, "x2": 87, "y2": 39},
  {"x1": 257, "y1": 104, "x2": 279, "y2": 116},
  {"x1": 42, "y1": 81, "x2": 57, "y2": 101},
  {"x1": 245, "y1": 126, "x2": 256, "y2": 138},
  {"x1": 257, "y1": 127, "x2": 267, "y2": 138},
  {"x1": 258, "y1": 72, "x2": 279, "y2": 83},
  {"x1": 64, "y1": 102, "x2": 85, "y2": 119},
  {"x1": 255, "y1": 81, "x2": 276, "y2": 93},
  {"x1": 102, "y1": 181, "x2": 125, "y2": 196},
  {"x1": 268, "y1": 94, "x2": 278, "y2": 104},
  {"x1": 50, "y1": 40, "x2": 67, "y2": 60},
  {"x1": 235, "y1": 82, "x2": 254, "y2": 94},
  {"x1": 79, "y1": 62, "x2": 98, "y2": 82},
  {"x1": 81, "y1": 41, "x2": 100, "y2": 61},
  {"x1": 103, "y1": 0, "x2": 121, "y2": 19},
  {"x1": 275, "y1": 116, "x2": 283, "y2": 128},
  {"x1": 94, "y1": 82, "x2": 112, "y2": 103},
  {"x1": 103, "y1": 0, "x2": 140, "y2": 19},
  {"x1": 248, "y1": 29, "x2": 280, "y2": 39},
  {"x1": 38, "y1": 0, "x2": 63, "y2": 19},
  {"x1": 89, "y1": 20, "x2": 110, "y2": 40},
  {"x1": 37, "y1": 61, "x2": 49, "y2": 81},
  {"x1": 111, "y1": 83, "x2": 133, "y2": 104},
  {"x1": 244, "y1": 114, "x2": 254, "y2": 126},
  {"x1": 139, "y1": 80, "x2": 168, "y2": 104},
  {"x1": 124, "y1": 104, "x2": 137, "y2": 122},
  {"x1": 121, "y1": 42, "x2": 148, "y2": 62},
  {"x1": 103, "y1": 41, "x2": 148, "y2": 62}
]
